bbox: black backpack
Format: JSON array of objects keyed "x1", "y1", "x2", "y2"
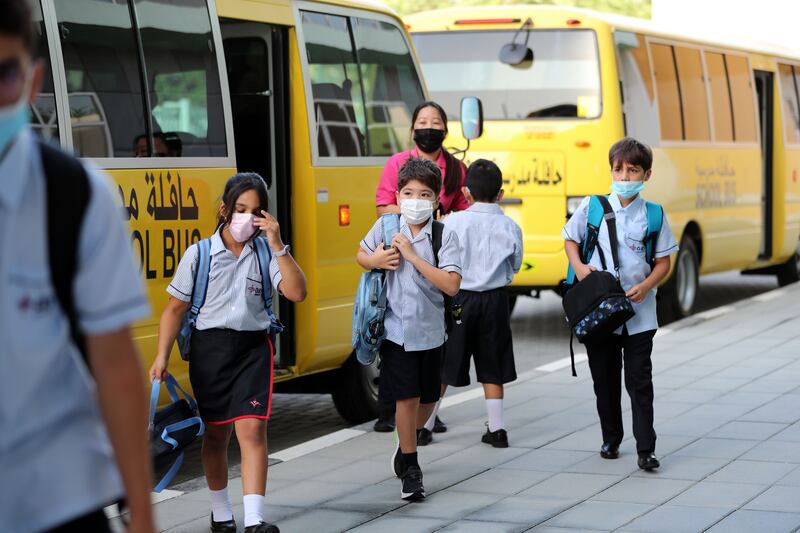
[{"x1": 41, "y1": 141, "x2": 91, "y2": 364}]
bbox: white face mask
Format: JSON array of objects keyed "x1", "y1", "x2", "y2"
[{"x1": 400, "y1": 198, "x2": 435, "y2": 224}]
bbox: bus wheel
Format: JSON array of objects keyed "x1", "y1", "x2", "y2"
[
  {"x1": 331, "y1": 353, "x2": 380, "y2": 424},
  {"x1": 663, "y1": 236, "x2": 699, "y2": 319},
  {"x1": 776, "y1": 240, "x2": 800, "y2": 287}
]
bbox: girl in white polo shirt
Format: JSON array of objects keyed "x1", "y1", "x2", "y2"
[{"x1": 150, "y1": 173, "x2": 306, "y2": 533}]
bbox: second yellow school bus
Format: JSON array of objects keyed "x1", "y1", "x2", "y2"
[
  {"x1": 32, "y1": 0, "x2": 426, "y2": 421},
  {"x1": 407, "y1": 6, "x2": 800, "y2": 317}
]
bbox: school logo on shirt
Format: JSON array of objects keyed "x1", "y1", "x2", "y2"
[
  {"x1": 250, "y1": 399, "x2": 261, "y2": 408},
  {"x1": 17, "y1": 294, "x2": 53, "y2": 314},
  {"x1": 246, "y1": 283, "x2": 262, "y2": 297}
]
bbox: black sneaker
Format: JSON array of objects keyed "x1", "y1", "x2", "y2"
[
  {"x1": 210, "y1": 516, "x2": 236, "y2": 532},
  {"x1": 638, "y1": 452, "x2": 660, "y2": 471},
  {"x1": 391, "y1": 446, "x2": 404, "y2": 478},
  {"x1": 400, "y1": 465, "x2": 425, "y2": 501},
  {"x1": 416, "y1": 427, "x2": 433, "y2": 446},
  {"x1": 243, "y1": 522, "x2": 280, "y2": 533},
  {"x1": 373, "y1": 413, "x2": 395, "y2": 433},
  {"x1": 433, "y1": 415, "x2": 447, "y2": 433},
  {"x1": 481, "y1": 425, "x2": 509, "y2": 448}
]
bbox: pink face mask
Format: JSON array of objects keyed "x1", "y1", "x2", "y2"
[{"x1": 228, "y1": 212, "x2": 257, "y2": 242}]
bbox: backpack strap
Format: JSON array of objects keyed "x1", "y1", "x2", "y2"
[
  {"x1": 595, "y1": 195, "x2": 621, "y2": 275},
  {"x1": 187, "y1": 238, "x2": 212, "y2": 327},
  {"x1": 431, "y1": 220, "x2": 444, "y2": 267},
  {"x1": 254, "y1": 236, "x2": 285, "y2": 334},
  {"x1": 42, "y1": 141, "x2": 91, "y2": 364},
  {"x1": 565, "y1": 195, "x2": 614, "y2": 284},
  {"x1": 644, "y1": 201, "x2": 663, "y2": 268}
]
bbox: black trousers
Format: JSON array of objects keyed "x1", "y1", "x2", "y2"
[
  {"x1": 585, "y1": 328, "x2": 657, "y2": 454},
  {"x1": 47, "y1": 508, "x2": 111, "y2": 533}
]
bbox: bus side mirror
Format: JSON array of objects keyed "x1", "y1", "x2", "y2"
[{"x1": 460, "y1": 96, "x2": 483, "y2": 141}]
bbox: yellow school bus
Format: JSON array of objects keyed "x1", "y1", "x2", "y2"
[
  {"x1": 31, "y1": 0, "x2": 426, "y2": 421},
  {"x1": 407, "y1": 6, "x2": 800, "y2": 318}
]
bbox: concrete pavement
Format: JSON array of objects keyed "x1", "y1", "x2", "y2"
[{"x1": 147, "y1": 282, "x2": 800, "y2": 533}]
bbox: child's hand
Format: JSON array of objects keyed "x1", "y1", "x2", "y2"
[
  {"x1": 575, "y1": 263, "x2": 596, "y2": 281},
  {"x1": 392, "y1": 233, "x2": 417, "y2": 262},
  {"x1": 373, "y1": 244, "x2": 400, "y2": 270},
  {"x1": 254, "y1": 210, "x2": 283, "y2": 251},
  {"x1": 626, "y1": 283, "x2": 649, "y2": 303},
  {"x1": 149, "y1": 355, "x2": 169, "y2": 383}
]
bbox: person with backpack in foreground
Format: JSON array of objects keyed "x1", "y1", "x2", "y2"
[
  {"x1": 357, "y1": 158, "x2": 462, "y2": 501},
  {"x1": 562, "y1": 137, "x2": 678, "y2": 471},
  {"x1": 149, "y1": 173, "x2": 306, "y2": 533},
  {"x1": 0, "y1": 2, "x2": 155, "y2": 531},
  {"x1": 427, "y1": 159, "x2": 523, "y2": 448}
]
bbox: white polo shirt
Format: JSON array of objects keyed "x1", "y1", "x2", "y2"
[
  {"x1": 0, "y1": 129, "x2": 150, "y2": 532},
  {"x1": 562, "y1": 193, "x2": 678, "y2": 334}
]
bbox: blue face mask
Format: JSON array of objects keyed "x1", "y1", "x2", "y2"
[
  {"x1": 0, "y1": 83, "x2": 31, "y2": 156},
  {"x1": 610, "y1": 180, "x2": 645, "y2": 199}
]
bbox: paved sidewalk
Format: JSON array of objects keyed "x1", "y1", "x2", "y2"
[{"x1": 152, "y1": 283, "x2": 800, "y2": 533}]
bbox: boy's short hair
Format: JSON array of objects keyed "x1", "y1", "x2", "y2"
[
  {"x1": 465, "y1": 159, "x2": 502, "y2": 201},
  {"x1": 608, "y1": 137, "x2": 653, "y2": 171},
  {"x1": 398, "y1": 158, "x2": 442, "y2": 195},
  {"x1": 0, "y1": 0, "x2": 35, "y2": 52}
]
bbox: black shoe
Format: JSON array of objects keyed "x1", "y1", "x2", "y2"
[
  {"x1": 416, "y1": 427, "x2": 433, "y2": 446},
  {"x1": 400, "y1": 465, "x2": 425, "y2": 501},
  {"x1": 433, "y1": 415, "x2": 447, "y2": 433},
  {"x1": 210, "y1": 516, "x2": 236, "y2": 532},
  {"x1": 391, "y1": 446, "x2": 404, "y2": 478},
  {"x1": 481, "y1": 426, "x2": 509, "y2": 448},
  {"x1": 600, "y1": 442, "x2": 620, "y2": 459},
  {"x1": 373, "y1": 414, "x2": 395, "y2": 432},
  {"x1": 243, "y1": 522, "x2": 280, "y2": 533},
  {"x1": 638, "y1": 452, "x2": 660, "y2": 471}
]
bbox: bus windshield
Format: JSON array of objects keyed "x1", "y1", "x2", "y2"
[{"x1": 412, "y1": 29, "x2": 601, "y2": 120}]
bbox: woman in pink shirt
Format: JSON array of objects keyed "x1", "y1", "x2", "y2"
[{"x1": 376, "y1": 101, "x2": 468, "y2": 217}]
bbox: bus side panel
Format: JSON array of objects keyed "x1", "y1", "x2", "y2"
[{"x1": 773, "y1": 75, "x2": 800, "y2": 261}]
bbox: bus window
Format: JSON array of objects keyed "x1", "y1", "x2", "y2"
[
  {"x1": 727, "y1": 54, "x2": 758, "y2": 142},
  {"x1": 54, "y1": 0, "x2": 147, "y2": 157},
  {"x1": 135, "y1": 0, "x2": 227, "y2": 157},
  {"x1": 411, "y1": 29, "x2": 601, "y2": 120},
  {"x1": 302, "y1": 11, "x2": 366, "y2": 157},
  {"x1": 705, "y1": 52, "x2": 734, "y2": 142},
  {"x1": 615, "y1": 33, "x2": 658, "y2": 145},
  {"x1": 778, "y1": 63, "x2": 800, "y2": 145},
  {"x1": 674, "y1": 46, "x2": 710, "y2": 141},
  {"x1": 30, "y1": 2, "x2": 58, "y2": 143},
  {"x1": 650, "y1": 43, "x2": 683, "y2": 141},
  {"x1": 351, "y1": 17, "x2": 424, "y2": 155}
]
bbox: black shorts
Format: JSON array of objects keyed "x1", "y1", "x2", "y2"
[
  {"x1": 378, "y1": 340, "x2": 442, "y2": 404},
  {"x1": 189, "y1": 328, "x2": 274, "y2": 424},
  {"x1": 442, "y1": 289, "x2": 517, "y2": 387}
]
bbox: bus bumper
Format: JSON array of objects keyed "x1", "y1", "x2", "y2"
[{"x1": 508, "y1": 250, "x2": 568, "y2": 292}]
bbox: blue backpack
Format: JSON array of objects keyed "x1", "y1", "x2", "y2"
[
  {"x1": 352, "y1": 214, "x2": 400, "y2": 365},
  {"x1": 177, "y1": 236, "x2": 284, "y2": 361},
  {"x1": 565, "y1": 195, "x2": 663, "y2": 285}
]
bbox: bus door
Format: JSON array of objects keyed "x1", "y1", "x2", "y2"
[
  {"x1": 754, "y1": 70, "x2": 774, "y2": 259},
  {"x1": 220, "y1": 21, "x2": 295, "y2": 368}
]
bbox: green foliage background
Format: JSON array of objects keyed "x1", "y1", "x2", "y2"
[{"x1": 385, "y1": 0, "x2": 651, "y2": 18}]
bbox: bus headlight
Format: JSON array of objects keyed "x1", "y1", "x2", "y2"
[{"x1": 566, "y1": 196, "x2": 585, "y2": 218}]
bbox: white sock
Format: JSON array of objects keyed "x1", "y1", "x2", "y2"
[
  {"x1": 423, "y1": 399, "x2": 442, "y2": 431},
  {"x1": 243, "y1": 493, "x2": 265, "y2": 527},
  {"x1": 209, "y1": 487, "x2": 233, "y2": 522},
  {"x1": 486, "y1": 399, "x2": 504, "y2": 432}
]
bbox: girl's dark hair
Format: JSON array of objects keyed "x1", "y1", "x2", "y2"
[
  {"x1": 0, "y1": 0, "x2": 35, "y2": 52},
  {"x1": 411, "y1": 101, "x2": 465, "y2": 201},
  {"x1": 218, "y1": 172, "x2": 269, "y2": 227}
]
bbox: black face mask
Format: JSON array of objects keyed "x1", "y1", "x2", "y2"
[{"x1": 413, "y1": 128, "x2": 446, "y2": 154}]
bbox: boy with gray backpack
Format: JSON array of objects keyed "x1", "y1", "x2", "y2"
[
  {"x1": 562, "y1": 137, "x2": 677, "y2": 471},
  {"x1": 356, "y1": 158, "x2": 461, "y2": 501}
]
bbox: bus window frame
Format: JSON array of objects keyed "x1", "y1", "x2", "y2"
[
  {"x1": 293, "y1": 0, "x2": 428, "y2": 168},
  {"x1": 414, "y1": 28, "x2": 604, "y2": 123},
  {"x1": 777, "y1": 60, "x2": 800, "y2": 147},
  {"x1": 38, "y1": 0, "x2": 236, "y2": 170},
  {"x1": 646, "y1": 35, "x2": 760, "y2": 149}
]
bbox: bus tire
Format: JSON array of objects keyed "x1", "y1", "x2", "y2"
[
  {"x1": 776, "y1": 241, "x2": 800, "y2": 287},
  {"x1": 331, "y1": 353, "x2": 380, "y2": 424},
  {"x1": 662, "y1": 236, "x2": 699, "y2": 320}
]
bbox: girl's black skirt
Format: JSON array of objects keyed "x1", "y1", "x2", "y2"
[{"x1": 188, "y1": 328, "x2": 274, "y2": 424}]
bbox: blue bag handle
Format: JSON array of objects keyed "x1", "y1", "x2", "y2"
[
  {"x1": 154, "y1": 453, "x2": 184, "y2": 493},
  {"x1": 149, "y1": 374, "x2": 199, "y2": 427}
]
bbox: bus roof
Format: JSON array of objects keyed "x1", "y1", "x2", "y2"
[
  {"x1": 405, "y1": 5, "x2": 800, "y2": 62},
  {"x1": 217, "y1": 0, "x2": 398, "y2": 26}
]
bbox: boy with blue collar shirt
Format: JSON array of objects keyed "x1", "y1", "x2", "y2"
[
  {"x1": 562, "y1": 137, "x2": 678, "y2": 471},
  {"x1": 428, "y1": 159, "x2": 522, "y2": 448},
  {"x1": 357, "y1": 158, "x2": 462, "y2": 501}
]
